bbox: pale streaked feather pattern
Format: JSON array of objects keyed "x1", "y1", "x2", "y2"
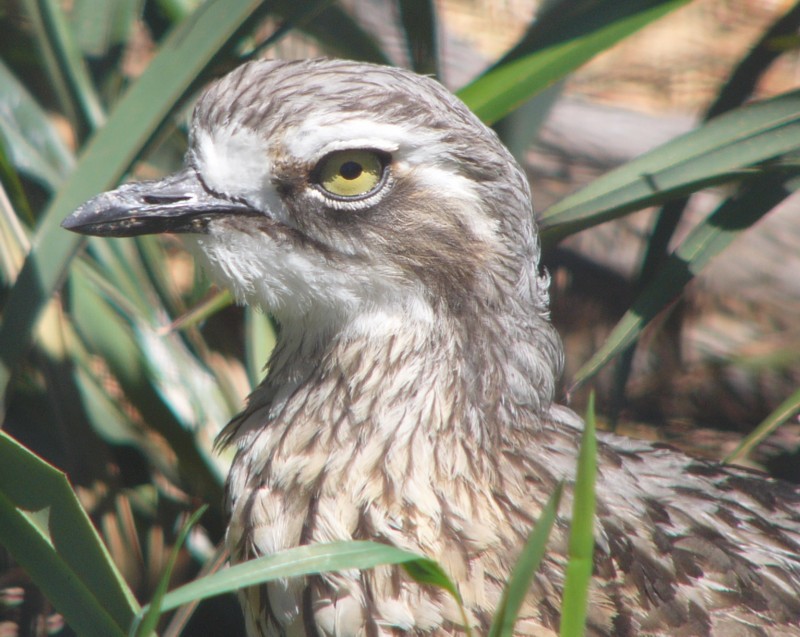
[
  {"x1": 72, "y1": 58, "x2": 800, "y2": 637},
  {"x1": 192, "y1": 59, "x2": 800, "y2": 637}
]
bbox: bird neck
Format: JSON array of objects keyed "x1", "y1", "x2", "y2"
[
  {"x1": 255, "y1": 299, "x2": 560, "y2": 447},
  {"x1": 219, "y1": 300, "x2": 565, "y2": 538}
]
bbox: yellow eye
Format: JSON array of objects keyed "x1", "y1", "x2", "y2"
[{"x1": 316, "y1": 150, "x2": 385, "y2": 198}]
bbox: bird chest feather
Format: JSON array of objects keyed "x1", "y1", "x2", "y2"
[{"x1": 63, "y1": 58, "x2": 800, "y2": 637}]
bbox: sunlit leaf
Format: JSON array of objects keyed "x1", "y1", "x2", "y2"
[
  {"x1": 0, "y1": 59, "x2": 74, "y2": 190},
  {"x1": 560, "y1": 394, "x2": 597, "y2": 637},
  {"x1": 0, "y1": 431, "x2": 138, "y2": 637},
  {"x1": 0, "y1": 0, "x2": 267, "y2": 401},
  {"x1": 540, "y1": 89, "x2": 800, "y2": 244},
  {"x1": 488, "y1": 484, "x2": 563, "y2": 637},
  {"x1": 570, "y1": 173, "x2": 800, "y2": 389},
  {"x1": 459, "y1": 0, "x2": 689, "y2": 124},
  {"x1": 138, "y1": 542, "x2": 442, "y2": 619}
]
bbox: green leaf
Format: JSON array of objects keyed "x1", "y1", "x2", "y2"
[
  {"x1": 71, "y1": 0, "x2": 142, "y2": 59},
  {"x1": 540, "y1": 89, "x2": 800, "y2": 245},
  {"x1": 570, "y1": 173, "x2": 800, "y2": 390},
  {"x1": 403, "y1": 557, "x2": 472, "y2": 637},
  {"x1": 0, "y1": 430, "x2": 139, "y2": 637},
  {"x1": 0, "y1": 59, "x2": 74, "y2": 190},
  {"x1": 66, "y1": 256, "x2": 231, "y2": 498},
  {"x1": 137, "y1": 541, "x2": 441, "y2": 620},
  {"x1": 724, "y1": 386, "x2": 800, "y2": 465},
  {"x1": 402, "y1": 559, "x2": 463, "y2": 614},
  {"x1": 20, "y1": 0, "x2": 106, "y2": 137},
  {"x1": 560, "y1": 394, "x2": 597, "y2": 637},
  {"x1": 0, "y1": 0, "x2": 267, "y2": 403},
  {"x1": 165, "y1": 289, "x2": 234, "y2": 334},
  {"x1": 152, "y1": 0, "x2": 198, "y2": 23},
  {"x1": 131, "y1": 506, "x2": 208, "y2": 637},
  {"x1": 488, "y1": 483, "x2": 564, "y2": 637},
  {"x1": 459, "y1": 0, "x2": 690, "y2": 124}
]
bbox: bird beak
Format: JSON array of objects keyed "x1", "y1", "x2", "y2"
[{"x1": 62, "y1": 168, "x2": 259, "y2": 238}]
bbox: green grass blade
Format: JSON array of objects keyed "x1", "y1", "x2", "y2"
[
  {"x1": 69, "y1": 265, "x2": 229, "y2": 495},
  {"x1": 131, "y1": 506, "x2": 208, "y2": 637},
  {"x1": 0, "y1": 134, "x2": 36, "y2": 232},
  {"x1": 20, "y1": 0, "x2": 106, "y2": 137},
  {"x1": 71, "y1": 0, "x2": 142, "y2": 61},
  {"x1": 459, "y1": 0, "x2": 689, "y2": 124},
  {"x1": 724, "y1": 387, "x2": 800, "y2": 465},
  {"x1": 162, "y1": 289, "x2": 233, "y2": 334},
  {"x1": 403, "y1": 557, "x2": 472, "y2": 637},
  {"x1": 540, "y1": 89, "x2": 800, "y2": 244},
  {"x1": 39, "y1": 0, "x2": 108, "y2": 130},
  {"x1": 153, "y1": 0, "x2": 196, "y2": 22},
  {"x1": 0, "y1": 430, "x2": 139, "y2": 636},
  {"x1": 401, "y1": 557, "x2": 459, "y2": 597},
  {"x1": 161, "y1": 545, "x2": 230, "y2": 637},
  {"x1": 704, "y1": 3, "x2": 800, "y2": 120},
  {"x1": 137, "y1": 542, "x2": 443, "y2": 619},
  {"x1": 570, "y1": 173, "x2": 800, "y2": 390},
  {"x1": 0, "y1": 0, "x2": 266, "y2": 403},
  {"x1": 66, "y1": 248, "x2": 234, "y2": 497},
  {"x1": 488, "y1": 482, "x2": 564, "y2": 637},
  {"x1": 560, "y1": 394, "x2": 597, "y2": 637}
]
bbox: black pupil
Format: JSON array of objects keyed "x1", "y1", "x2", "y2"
[{"x1": 339, "y1": 161, "x2": 363, "y2": 180}]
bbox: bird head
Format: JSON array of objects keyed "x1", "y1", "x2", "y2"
[{"x1": 64, "y1": 59, "x2": 562, "y2": 408}]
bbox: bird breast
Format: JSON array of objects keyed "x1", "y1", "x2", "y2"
[{"x1": 222, "y1": 320, "x2": 574, "y2": 636}]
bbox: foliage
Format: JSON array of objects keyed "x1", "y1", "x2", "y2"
[{"x1": 0, "y1": 0, "x2": 798, "y2": 635}]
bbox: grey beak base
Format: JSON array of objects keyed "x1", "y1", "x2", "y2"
[{"x1": 62, "y1": 169, "x2": 259, "y2": 238}]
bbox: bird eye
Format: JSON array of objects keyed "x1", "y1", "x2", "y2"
[{"x1": 316, "y1": 150, "x2": 386, "y2": 199}]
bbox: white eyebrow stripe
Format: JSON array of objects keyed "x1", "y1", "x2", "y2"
[
  {"x1": 313, "y1": 138, "x2": 399, "y2": 159},
  {"x1": 285, "y1": 118, "x2": 435, "y2": 163}
]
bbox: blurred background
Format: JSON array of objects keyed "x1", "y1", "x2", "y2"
[{"x1": 1, "y1": 0, "x2": 799, "y2": 635}]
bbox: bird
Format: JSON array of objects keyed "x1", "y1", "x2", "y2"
[{"x1": 63, "y1": 58, "x2": 800, "y2": 637}]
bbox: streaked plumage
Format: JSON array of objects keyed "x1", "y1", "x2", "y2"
[{"x1": 64, "y1": 58, "x2": 800, "y2": 637}]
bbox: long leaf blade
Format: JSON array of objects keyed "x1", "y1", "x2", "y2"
[
  {"x1": 0, "y1": 59, "x2": 74, "y2": 190},
  {"x1": 488, "y1": 483, "x2": 564, "y2": 637},
  {"x1": 724, "y1": 386, "x2": 800, "y2": 465},
  {"x1": 540, "y1": 89, "x2": 800, "y2": 244},
  {"x1": 0, "y1": 0, "x2": 265, "y2": 402},
  {"x1": 131, "y1": 506, "x2": 208, "y2": 637},
  {"x1": 570, "y1": 173, "x2": 800, "y2": 389},
  {"x1": 142, "y1": 542, "x2": 443, "y2": 617},
  {"x1": 560, "y1": 394, "x2": 597, "y2": 637},
  {"x1": 0, "y1": 430, "x2": 138, "y2": 636},
  {"x1": 459, "y1": 0, "x2": 689, "y2": 124}
]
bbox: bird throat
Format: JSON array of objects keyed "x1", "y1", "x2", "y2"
[{"x1": 223, "y1": 310, "x2": 530, "y2": 553}]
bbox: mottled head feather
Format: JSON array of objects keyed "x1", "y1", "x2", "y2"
[
  {"x1": 120, "y1": 59, "x2": 800, "y2": 637},
  {"x1": 188, "y1": 59, "x2": 563, "y2": 415}
]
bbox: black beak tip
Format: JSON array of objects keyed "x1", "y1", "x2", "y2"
[
  {"x1": 61, "y1": 196, "x2": 109, "y2": 235},
  {"x1": 60, "y1": 190, "x2": 147, "y2": 237},
  {"x1": 61, "y1": 211, "x2": 83, "y2": 232}
]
